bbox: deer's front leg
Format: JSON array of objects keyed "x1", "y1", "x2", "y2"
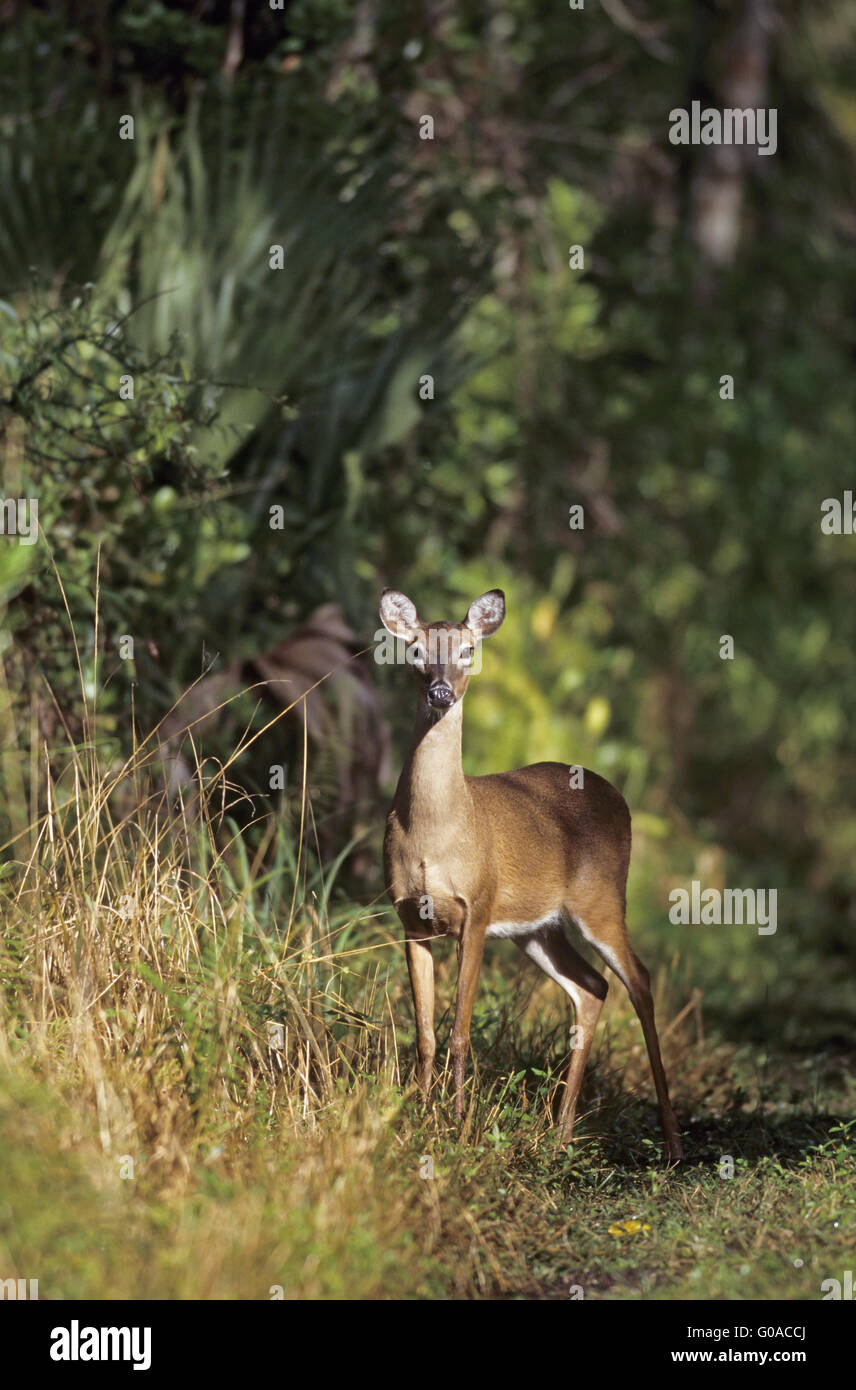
[
  {"x1": 405, "y1": 933, "x2": 435, "y2": 1096},
  {"x1": 449, "y1": 919, "x2": 486, "y2": 1121}
]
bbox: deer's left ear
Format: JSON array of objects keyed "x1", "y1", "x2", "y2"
[
  {"x1": 380, "y1": 588, "x2": 422, "y2": 641},
  {"x1": 465, "y1": 590, "x2": 505, "y2": 640}
]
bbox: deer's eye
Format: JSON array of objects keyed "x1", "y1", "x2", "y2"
[
  {"x1": 410, "y1": 643, "x2": 426, "y2": 666},
  {"x1": 459, "y1": 645, "x2": 474, "y2": 664}
]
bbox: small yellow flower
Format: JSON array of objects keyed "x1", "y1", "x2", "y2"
[{"x1": 608, "y1": 1219, "x2": 651, "y2": 1237}]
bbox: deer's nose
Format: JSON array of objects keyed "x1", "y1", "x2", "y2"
[{"x1": 427, "y1": 682, "x2": 455, "y2": 708}]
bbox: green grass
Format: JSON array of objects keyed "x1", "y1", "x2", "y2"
[{"x1": 1, "y1": 1003, "x2": 853, "y2": 1300}]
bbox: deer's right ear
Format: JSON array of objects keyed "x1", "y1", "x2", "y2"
[
  {"x1": 465, "y1": 589, "x2": 506, "y2": 640},
  {"x1": 379, "y1": 589, "x2": 421, "y2": 640}
]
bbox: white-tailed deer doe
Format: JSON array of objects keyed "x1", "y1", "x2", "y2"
[{"x1": 380, "y1": 587, "x2": 683, "y2": 1163}]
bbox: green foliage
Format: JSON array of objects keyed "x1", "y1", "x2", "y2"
[{"x1": 0, "y1": 287, "x2": 229, "y2": 740}]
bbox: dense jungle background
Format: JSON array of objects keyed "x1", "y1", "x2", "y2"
[{"x1": 0, "y1": 0, "x2": 854, "y2": 1301}]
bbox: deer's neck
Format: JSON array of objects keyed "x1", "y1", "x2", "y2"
[{"x1": 395, "y1": 701, "x2": 470, "y2": 835}]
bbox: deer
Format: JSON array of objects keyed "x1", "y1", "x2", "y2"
[{"x1": 380, "y1": 587, "x2": 683, "y2": 1163}]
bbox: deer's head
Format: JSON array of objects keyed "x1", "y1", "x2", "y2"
[{"x1": 379, "y1": 588, "x2": 506, "y2": 713}]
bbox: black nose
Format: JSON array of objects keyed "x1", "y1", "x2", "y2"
[{"x1": 427, "y1": 683, "x2": 455, "y2": 708}]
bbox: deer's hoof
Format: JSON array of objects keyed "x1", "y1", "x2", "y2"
[{"x1": 666, "y1": 1136, "x2": 685, "y2": 1165}]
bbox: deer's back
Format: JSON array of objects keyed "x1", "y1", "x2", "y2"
[{"x1": 467, "y1": 762, "x2": 631, "y2": 915}]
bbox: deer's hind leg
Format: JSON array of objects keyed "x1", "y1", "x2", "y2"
[
  {"x1": 569, "y1": 901, "x2": 683, "y2": 1163},
  {"x1": 515, "y1": 922, "x2": 608, "y2": 1145}
]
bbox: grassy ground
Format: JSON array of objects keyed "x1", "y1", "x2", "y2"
[{"x1": 0, "y1": 730, "x2": 854, "y2": 1301}]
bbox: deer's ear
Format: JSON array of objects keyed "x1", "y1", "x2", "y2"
[
  {"x1": 465, "y1": 589, "x2": 506, "y2": 640},
  {"x1": 380, "y1": 589, "x2": 421, "y2": 640}
]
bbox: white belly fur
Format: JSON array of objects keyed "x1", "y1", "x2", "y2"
[{"x1": 486, "y1": 913, "x2": 563, "y2": 939}]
